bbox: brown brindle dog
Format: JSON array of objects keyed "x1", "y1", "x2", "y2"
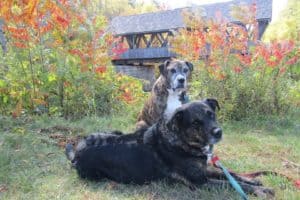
[{"x1": 136, "y1": 58, "x2": 193, "y2": 130}]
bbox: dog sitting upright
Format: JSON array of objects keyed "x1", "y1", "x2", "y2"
[
  {"x1": 136, "y1": 58, "x2": 193, "y2": 130},
  {"x1": 65, "y1": 99, "x2": 274, "y2": 198}
]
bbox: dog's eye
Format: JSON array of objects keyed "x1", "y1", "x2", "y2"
[
  {"x1": 170, "y1": 69, "x2": 176, "y2": 74},
  {"x1": 206, "y1": 111, "x2": 215, "y2": 119},
  {"x1": 192, "y1": 120, "x2": 203, "y2": 127},
  {"x1": 183, "y1": 68, "x2": 188, "y2": 73}
]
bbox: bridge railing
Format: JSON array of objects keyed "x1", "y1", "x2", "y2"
[{"x1": 119, "y1": 47, "x2": 175, "y2": 60}]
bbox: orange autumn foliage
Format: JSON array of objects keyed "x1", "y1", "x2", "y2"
[
  {"x1": 0, "y1": 0, "x2": 135, "y2": 118},
  {"x1": 172, "y1": 3, "x2": 299, "y2": 79}
]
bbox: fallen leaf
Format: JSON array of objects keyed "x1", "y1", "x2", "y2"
[
  {"x1": 0, "y1": 185, "x2": 8, "y2": 193},
  {"x1": 294, "y1": 180, "x2": 300, "y2": 190}
]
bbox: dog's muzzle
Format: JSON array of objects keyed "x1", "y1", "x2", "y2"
[
  {"x1": 212, "y1": 127, "x2": 222, "y2": 139},
  {"x1": 208, "y1": 127, "x2": 222, "y2": 144},
  {"x1": 173, "y1": 75, "x2": 186, "y2": 90},
  {"x1": 176, "y1": 78, "x2": 185, "y2": 88}
]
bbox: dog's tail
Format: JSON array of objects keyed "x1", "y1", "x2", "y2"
[{"x1": 65, "y1": 143, "x2": 75, "y2": 161}]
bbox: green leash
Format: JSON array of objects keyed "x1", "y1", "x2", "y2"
[
  {"x1": 183, "y1": 94, "x2": 247, "y2": 199},
  {"x1": 212, "y1": 156, "x2": 248, "y2": 200}
]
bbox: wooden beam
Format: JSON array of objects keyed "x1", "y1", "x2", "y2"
[
  {"x1": 135, "y1": 34, "x2": 142, "y2": 48},
  {"x1": 124, "y1": 31, "x2": 174, "y2": 49},
  {"x1": 142, "y1": 34, "x2": 148, "y2": 47},
  {"x1": 147, "y1": 34, "x2": 155, "y2": 48},
  {"x1": 125, "y1": 35, "x2": 134, "y2": 49},
  {"x1": 132, "y1": 35, "x2": 137, "y2": 49},
  {"x1": 162, "y1": 32, "x2": 170, "y2": 47},
  {"x1": 156, "y1": 33, "x2": 164, "y2": 46}
]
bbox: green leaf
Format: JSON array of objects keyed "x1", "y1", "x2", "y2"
[
  {"x1": 3, "y1": 96, "x2": 8, "y2": 104},
  {"x1": 0, "y1": 79, "x2": 6, "y2": 87},
  {"x1": 48, "y1": 73, "x2": 57, "y2": 82}
]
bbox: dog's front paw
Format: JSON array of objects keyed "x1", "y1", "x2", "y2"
[
  {"x1": 253, "y1": 187, "x2": 275, "y2": 199},
  {"x1": 188, "y1": 184, "x2": 197, "y2": 191},
  {"x1": 241, "y1": 178, "x2": 263, "y2": 186}
]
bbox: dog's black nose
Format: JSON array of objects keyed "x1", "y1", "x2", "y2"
[
  {"x1": 212, "y1": 128, "x2": 222, "y2": 138},
  {"x1": 178, "y1": 78, "x2": 185, "y2": 84}
]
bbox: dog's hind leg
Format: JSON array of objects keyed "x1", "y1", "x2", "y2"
[
  {"x1": 206, "y1": 165, "x2": 262, "y2": 186},
  {"x1": 167, "y1": 172, "x2": 196, "y2": 190},
  {"x1": 205, "y1": 179, "x2": 274, "y2": 198}
]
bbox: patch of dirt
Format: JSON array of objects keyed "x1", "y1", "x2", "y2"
[
  {"x1": 0, "y1": 184, "x2": 8, "y2": 193},
  {"x1": 281, "y1": 158, "x2": 300, "y2": 170},
  {"x1": 39, "y1": 125, "x2": 84, "y2": 135},
  {"x1": 49, "y1": 133, "x2": 83, "y2": 148},
  {"x1": 39, "y1": 125, "x2": 85, "y2": 148}
]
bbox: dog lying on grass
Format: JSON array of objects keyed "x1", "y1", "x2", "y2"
[{"x1": 66, "y1": 99, "x2": 274, "y2": 198}]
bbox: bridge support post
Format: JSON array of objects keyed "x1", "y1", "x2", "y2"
[{"x1": 114, "y1": 64, "x2": 156, "y2": 91}]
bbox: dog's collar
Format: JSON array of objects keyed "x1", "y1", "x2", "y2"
[
  {"x1": 159, "y1": 138, "x2": 208, "y2": 159},
  {"x1": 179, "y1": 91, "x2": 189, "y2": 104},
  {"x1": 202, "y1": 144, "x2": 214, "y2": 163},
  {"x1": 158, "y1": 133, "x2": 209, "y2": 159}
]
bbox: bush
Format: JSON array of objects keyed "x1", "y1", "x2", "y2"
[
  {"x1": 57, "y1": 67, "x2": 146, "y2": 119},
  {"x1": 190, "y1": 58, "x2": 297, "y2": 120},
  {"x1": 172, "y1": 4, "x2": 300, "y2": 120},
  {"x1": 0, "y1": 0, "x2": 146, "y2": 118}
]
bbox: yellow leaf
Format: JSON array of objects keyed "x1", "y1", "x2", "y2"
[
  {"x1": 12, "y1": 99, "x2": 22, "y2": 118},
  {"x1": 33, "y1": 98, "x2": 47, "y2": 105}
]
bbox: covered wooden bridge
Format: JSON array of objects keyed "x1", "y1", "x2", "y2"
[
  {"x1": 0, "y1": 1, "x2": 273, "y2": 89},
  {"x1": 109, "y1": 0, "x2": 272, "y2": 88},
  {"x1": 110, "y1": 0, "x2": 272, "y2": 65}
]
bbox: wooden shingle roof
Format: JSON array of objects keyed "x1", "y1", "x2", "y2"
[
  {"x1": 111, "y1": 0, "x2": 272, "y2": 35},
  {"x1": 111, "y1": 9, "x2": 186, "y2": 36}
]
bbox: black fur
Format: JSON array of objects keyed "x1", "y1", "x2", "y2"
[
  {"x1": 66, "y1": 100, "x2": 220, "y2": 186},
  {"x1": 65, "y1": 99, "x2": 274, "y2": 197},
  {"x1": 73, "y1": 144, "x2": 168, "y2": 183}
]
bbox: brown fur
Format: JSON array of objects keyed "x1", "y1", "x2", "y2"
[
  {"x1": 136, "y1": 76, "x2": 169, "y2": 129},
  {"x1": 136, "y1": 59, "x2": 193, "y2": 130}
]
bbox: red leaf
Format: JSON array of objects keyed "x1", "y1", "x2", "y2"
[
  {"x1": 279, "y1": 67, "x2": 286, "y2": 74},
  {"x1": 13, "y1": 42, "x2": 27, "y2": 48},
  {"x1": 294, "y1": 180, "x2": 300, "y2": 190},
  {"x1": 95, "y1": 66, "x2": 107, "y2": 74},
  {"x1": 286, "y1": 56, "x2": 299, "y2": 65},
  {"x1": 233, "y1": 66, "x2": 242, "y2": 73},
  {"x1": 56, "y1": 15, "x2": 70, "y2": 28},
  {"x1": 12, "y1": 100, "x2": 22, "y2": 118}
]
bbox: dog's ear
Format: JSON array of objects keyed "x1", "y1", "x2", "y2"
[
  {"x1": 158, "y1": 63, "x2": 165, "y2": 76},
  {"x1": 185, "y1": 61, "x2": 193, "y2": 72},
  {"x1": 167, "y1": 109, "x2": 190, "y2": 130},
  {"x1": 167, "y1": 110, "x2": 184, "y2": 131},
  {"x1": 159, "y1": 59, "x2": 171, "y2": 76},
  {"x1": 203, "y1": 98, "x2": 220, "y2": 111}
]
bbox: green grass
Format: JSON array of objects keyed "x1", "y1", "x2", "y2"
[{"x1": 0, "y1": 110, "x2": 299, "y2": 200}]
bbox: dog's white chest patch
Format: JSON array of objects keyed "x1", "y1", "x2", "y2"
[{"x1": 164, "y1": 90, "x2": 182, "y2": 120}]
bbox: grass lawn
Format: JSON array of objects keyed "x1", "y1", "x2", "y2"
[{"x1": 0, "y1": 110, "x2": 299, "y2": 200}]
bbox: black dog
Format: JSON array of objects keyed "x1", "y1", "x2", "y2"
[{"x1": 66, "y1": 99, "x2": 274, "y2": 198}]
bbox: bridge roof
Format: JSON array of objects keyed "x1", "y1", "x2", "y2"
[{"x1": 111, "y1": 0, "x2": 272, "y2": 36}]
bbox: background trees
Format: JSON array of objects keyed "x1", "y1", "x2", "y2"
[
  {"x1": 171, "y1": 3, "x2": 300, "y2": 120},
  {"x1": 0, "y1": 0, "x2": 148, "y2": 118}
]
